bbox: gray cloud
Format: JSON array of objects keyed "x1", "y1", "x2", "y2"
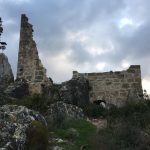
[{"x1": 1, "y1": 0, "x2": 150, "y2": 89}]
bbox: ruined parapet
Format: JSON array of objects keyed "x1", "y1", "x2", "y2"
[
  {"x1": 17, "y1": 14, "x2": 52, "y2": 94},
  {"x1": 73, "y1": 65, "x2": 143, "y2": 107},
  {"x1": 0, "y1": 53, "x2": 14, "y2": 90}
]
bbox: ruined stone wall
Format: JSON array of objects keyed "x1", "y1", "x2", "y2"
[
  {"x1": 73, "y1": 65, "x2": 143, "y2": 106},
  {"x1": 17, "y1": 14, "x2": 51, "y2": 94}
]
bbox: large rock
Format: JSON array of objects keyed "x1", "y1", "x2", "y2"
[
  {"x1": 0, "y1": 53, "x2": 14, "y2": 90},
  {"x1": 60, "y1": 77, "x2": 90, "y2": 108},
  {"x1": 0, "y1": 105, "x2": 47, "y2": 150},
  {"x1": 5, "y1": 79, "x2": 29, "y2": 99},
  {"x1": 45, "y1": 101, "x2": 84, "y2": 128}
]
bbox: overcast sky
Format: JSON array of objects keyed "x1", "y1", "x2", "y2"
[{"x1": 1, "y1": 0, "x2": 150, "y2": 93}]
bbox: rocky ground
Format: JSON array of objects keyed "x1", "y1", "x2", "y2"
[{"x1": 0, "y1": 105, "x2": 46, "y2": 149}]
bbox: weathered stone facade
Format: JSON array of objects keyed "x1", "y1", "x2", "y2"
[
  {"x1": 73, "y1": 65, "x2": 143, "y2": 106},
  {"x1": 17, "y1": 14, "x2": 51, "y2": 94}
]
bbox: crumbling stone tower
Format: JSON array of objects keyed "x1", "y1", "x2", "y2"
[{"x1": 17, "y1": 14, "x2": 51, "y2": 94}]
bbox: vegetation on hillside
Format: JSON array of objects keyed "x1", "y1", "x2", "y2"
[
  {"x1": 90, "y1": 100, "x2": 150, "y2": 150},
  {"x1": 25, "y1": 120, "x2": 49, "y2": 150},
  {"x1": 7, "y1": 89, "x2": 150, "y2": 150},
  {"x1": 8, "y1": 84, "x2": 61, "y2": 114},
  {"x1": 49, "y1": 119, "x2": 96, "y2": 150}
]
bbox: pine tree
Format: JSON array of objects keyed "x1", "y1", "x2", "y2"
[{"x1": 0, "y1": 17, "x2": 7, "y2": 52}]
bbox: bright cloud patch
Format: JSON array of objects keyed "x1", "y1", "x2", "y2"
[
  {"x1": 121, "y1": 60, "x2": 130, "y2": 69},
  {"x1": 1, "y1": 0, "x2": 150, "y2": 93},
  {"x1": 119, "y1": 18, "x2": 133, "y2": 28},
  {"x1": 142, "y1": 79, "x2": 150, "y2": 94},
  {"x1": 96, "y1": 62, "x2": 106, "y2": 71}
]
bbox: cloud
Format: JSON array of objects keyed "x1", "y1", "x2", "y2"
[{"x1": 1, "y1": 0, "x2": 150, "y2": 92}]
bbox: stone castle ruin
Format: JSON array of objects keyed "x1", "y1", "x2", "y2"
[
  {"x1": 17, "y1": 14, "x2": 52, "y2": 94},
  {"x1": 0, "y1": 14, "x2": 144, "y2": 107},
  {"x1": 73, "y1": 65, "x2": 143, "y2": 106}
]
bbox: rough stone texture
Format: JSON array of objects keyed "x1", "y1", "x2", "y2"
[
  {"x1": 0, "y1": 91, "x2": 14, "y2": 106},
  {"x1": 5, "y1": 79, "x2": 29, "y2": 98},
  {"x1": 17, "y1": 14, "x2": 51, "y2": 94},
  {"x1": 60, "y1": 77, "x2": 90, "y2": 108},
  {"x1": 45, "y1": 101, "x2": 84, "y2": 128},
  {"x1": 0, "y1": 53, "x2": 14, "y2": 90},
  {"x1": 0, "y1": 105, "x2": 47, "y2": 150},
  {"x1": 51, "y1": 146, "x2": 65, "y2": 150},
  {"x1": 73, "y1": 65, "x2": 143, "y2": 107}
]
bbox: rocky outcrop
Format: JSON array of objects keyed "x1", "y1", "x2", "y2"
[
  {"x1": 17, "y1": 14, "x2": 52, "y2": 94},
  {"x1": 45, "y1": 101, "x2": 84, "y2": 128},
  {"x1": 60, "y1": 77, "x2": 90, "y2": 108},
  {"x1": 0, "y1": 53, "x2": 14, "y2": 90},
  {"x1": 0, "y1": 105, "x2": 47, "y2": 150},
  {"x1": 5, "y1": 79, "x2": 29, "y2": 98}
]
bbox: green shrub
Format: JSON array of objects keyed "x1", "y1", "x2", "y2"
[
  {"x1": 24, "y1": 95, "x2": 48, "y2": 113},
  {"x1": 55, "y1": 119, "x2": 96, "y2": 150},
  {"x1": 89, "y1": 100, "x2": 150, "y2": 150},
  {"x1": 25, "y1": 120, "x2": 48, "y2": 150},
  {"x1": 84, "y1": 104, "x2": 107, "y2": 118},
  {"x1": 8, "y1": 84, "x2": 61, "y2": 114},
  {"x1": 64, "y1": 128, "x2": 79, "y2": 141},
  {"x1": 107, "y1": 100, "x2": 150, "y2": 128},
  {"x1": 11, "y1": 94, "x2": 48, "y2": 114},
  {"x1": 53, "y1": 111, "x2": 65, "y2": 129}
]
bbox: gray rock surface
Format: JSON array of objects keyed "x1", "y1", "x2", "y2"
[
  {"x1": 51, "y1": 146, "x2": 65, "y2": 150},
  {"x1": 5, "y1": 79, "x2": 29, "y2": 99},
  {"x1": 45, "y1": 101, "x2": 84, "y2": 128},
  {"x1": 0, "y1": 105, "x2": 47, "y2": 150},
  {"x1": 60, "y1": 77, "x2": 90, "y2": 108},
  {"x1": 0, "y1": 53, "x2": 14, "y2": 90}
]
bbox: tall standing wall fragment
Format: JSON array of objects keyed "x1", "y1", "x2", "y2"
[{"x1": 17, "y1": 14, "x2": 51, "y2": 94}]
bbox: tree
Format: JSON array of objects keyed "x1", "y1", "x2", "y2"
[{"x1": 0, "y1": 17, "x2": 7, "y2": 52}]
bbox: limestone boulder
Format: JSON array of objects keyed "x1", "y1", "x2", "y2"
[
  {"x1": 45, "y1": 101, "x2": 84, "y2": 128},
  {"x1": 0, "y1": 105, "x2": 47, "y2": 150}
]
